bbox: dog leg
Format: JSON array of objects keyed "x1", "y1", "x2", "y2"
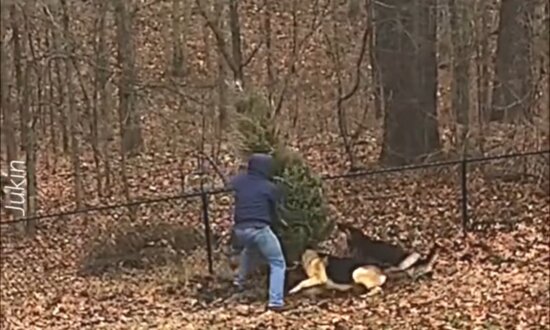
[
  {"x1": 406, "y1": 248, "x2": 439, "y2": 280},
  {"x1": 352, "y1": 266, "x2": 387, "y2": 298},
  {"x1": 361, "y1": 286, "x2": 383, "y2": 298},
  {"x1": 398, "y1": 252, "x2": 421, "y2": 271},
  {"x1": 352, "y1": 267, "x2": 387, "y2": 286},
  {"x1": 288, "y1": 277, "x2": 324, "y2": 294},
  {"x1": 325, "y1": 279, "x2": 353, "y2": 292}
]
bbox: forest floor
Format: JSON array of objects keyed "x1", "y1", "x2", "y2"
[
  {"x1": 1, "y1": 169, "x2": 550, "y2": 330},
  {"x1": 1, "y1": 221, "x2": 548, "y2": 329}
]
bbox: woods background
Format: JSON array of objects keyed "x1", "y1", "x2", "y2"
[{"x1": 0, "y1": 0, "x2": 547, "y2": 220}]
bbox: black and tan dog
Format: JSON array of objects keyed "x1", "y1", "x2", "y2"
[
  {"x1": 336, "y1": 223, "x2": 438, "y2": 279},
  {"x1": 287, "y1": 249, "x2": 387, "y2": 296}
]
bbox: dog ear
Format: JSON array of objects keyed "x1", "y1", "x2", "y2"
[
  {"x1": 336, "y1": 223, "x2": 351, "y2": 237},
  {"x1": 304, "y1": 243, "x2": 317, "y2": 251}
]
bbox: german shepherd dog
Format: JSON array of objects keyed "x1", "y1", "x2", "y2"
[
  {"x1": 336, "y1": 223, "x2": 438, "y2": 279},
  {"x1": 287, "y1": 249, "x2": 387, "y2": 296}
]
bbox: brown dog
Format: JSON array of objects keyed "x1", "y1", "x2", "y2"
[{"x1": 288, "y1": 249, "x2": 387, "y2": 296}]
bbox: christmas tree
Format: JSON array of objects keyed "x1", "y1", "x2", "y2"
[{"x1": 228, "y1": 89, "x2": 333, "y2": 263}]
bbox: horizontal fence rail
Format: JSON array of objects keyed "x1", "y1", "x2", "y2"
[
  {"x1": 2, "y1": 149, "x2": 548, "y2": 226},
  {"x1": 1, "y1": 149, "x2": 548, "y2": 274}
]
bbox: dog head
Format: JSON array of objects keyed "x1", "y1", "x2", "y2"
[
  {"x1": 339, "y1": 223, "x2": 366, "y2": 240},
  {"x1": 335, "y1": 223, "x2": 365, "y2": 254},
  {"x1": 301, "y1": 249, "x2": 321, "y2": 267}
]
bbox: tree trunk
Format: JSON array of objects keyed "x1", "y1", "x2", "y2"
[
  {"x1": 368, "y1": 0, "x2": 383, "y2": 120},
  {"x1": 51, "y1": 25, "x2": 69, "y2": 154},
  {"x1": 44, "y1": 21, "x2": 58, "y2": 170},
  {"x1": 264, "y1": 0, "x2": 274, "y2": 103},
  {"x1": 23, "y1": 64, "x2": 37, "y2": 234},
  {"x1": 450, "y1": 0, "x2": 472, "y2": 145},
  {"x1": 375, "y1": 0, "x2": 441, "y2": 166},
  {"x1": 112, "y1": 0, "x2": 134, "y2": 202},
  {"x1": 10, "y1": 5, "x2": 25, "y2": 153},
  {"x1": 91, "y1": 1, "x2": 104, "y2": 198},
  {"x1": 214, "y1": 0, "x2": 227, "y2": 161},
  {"x1": 290, "y1": 0, "x2": 299, "y2": 129},
  {"x1": 228, "y1": 0, "x2": 243, "y2": 83},
  {"x1": 22, "y1": 2, "x2": 38, "y2": 234},
  {"x1": 113, "y1": 0, "x2": 143, "y2": 156},
  {"x1": 96, "y1": 0, "x2": 112, "y2": 196},
  {"x1": 328, "y1": 5, "x2": 370, "y2": 170},
  {"x1": 60, "y1": 0, "x2": 84, "y2": 209},
  {"x1": 1, "y1": 4, "x2": 17, "y2": 175},
  {"x1": 170, "y1": 0, "x2": 189, "y2": 78},
  {"x1": 491, "y1": 0, "x2": 535, "y2": 122}
]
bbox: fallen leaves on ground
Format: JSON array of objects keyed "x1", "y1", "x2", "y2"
[{"x1": 2, "y1": 159, "x2": 548, "y2": 329}]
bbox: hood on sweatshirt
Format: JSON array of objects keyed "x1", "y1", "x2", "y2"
[{"x1": 247, "y1": 153, "x2": 274, "y2": 179}]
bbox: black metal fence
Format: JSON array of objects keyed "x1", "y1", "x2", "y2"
[{"x1": 1, "y1": 149, "x2": 548, "y2": 275}]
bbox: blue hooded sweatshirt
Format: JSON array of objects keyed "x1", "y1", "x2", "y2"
[{"x1": 229, "y1": 154, "x2": 280, "y2": 229}]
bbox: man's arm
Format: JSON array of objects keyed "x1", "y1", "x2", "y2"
[
  {"x1": 270, "y1": 183, "x2": 306, "y2": 228},
  {"x1": 267, "y1": 183, "x2": 288, "y2": 227}
]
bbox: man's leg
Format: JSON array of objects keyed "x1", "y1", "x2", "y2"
[
  {"x1": 253, "y1": 227, "x2": 286, "y2": 308},
  {"x1": 234, "y1": 246, "x2": 262, "y2": 289}
]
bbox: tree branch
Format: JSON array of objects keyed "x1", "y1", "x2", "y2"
[
  {"x1": 341, "y1": 24, "x2": 370, "y2": 102},
  {"x1": 195, "y1": 0, "x2": 239, "y2": 77},
  {"x1": 242, "y1": 40, "x2": 263, "y2": 68},
  {"x1": 273, "y1": 2, "x2": 332, "y2": 116}
]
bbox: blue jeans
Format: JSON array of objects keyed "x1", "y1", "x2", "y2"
[{"x1": 232, "y1": 226, "x2": 286, "y2": 307}]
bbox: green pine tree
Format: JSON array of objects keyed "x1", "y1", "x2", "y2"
[{"x1": 228, "y1": 89, "x2": 333, "y2": 263}]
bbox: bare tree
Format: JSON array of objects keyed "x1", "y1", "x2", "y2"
[
  {"x1": 23, "y1": 2, "x2": 42, "y2": 233},
  {"x1": 94, "y1": 0, "x2": 113, "y2": 197},
  {"x1": 170, "y1": 0, "x2": 189, "y2": 78},
  {"x1": 450, "y1": 0, "x2": 473, "y2": 146},
  {"x1": 491, "y1": 0, "x2": 536, "y2": 121},
  {"x1": 475, "y1": 0, "x2": 493, "y2": 133},
  {"x1": 23, "y1": 67, "x2": 37, "y2": 233},
  {"x1": 196, "y1": 0, "x2": 262, "y2": 85},
  {"x1": 228, "y1": 0, "x2": 244, "y2": 83},
  {"x1": 214, "y1": 0, "x2": 228, "y2": 160},
  {"x1": 60, "y1": 0, "x2": 84, "y2": 209},
  {"x1": 368, "y1": 0, "x2": 383, "y2": 120},
  {"x1": 324, "y1": 1, "x2": 371, "y2": 170},
  {"x1": 51, "y1": 25, "x2": 70, "y2": 154},
  {"x1": 43, "y1": 11, "x2": 58, "y2": 170},
  {"x1": 10, "y1": 5, "x2": 25, "y2": 153},
  {"x1": 264, "y1": 0, "x2": 274, "y2": 103},
  {"x1": 196, "y1": 0, "x2": 263, "y2": 161},
  {"x1": 374, "y1": 0, "x2": 441, "y2": 166},
  {"x1": 289, "y1": 0, "x2": 299, "y2": 128},
  {"x1": 1, "y1": 3, "x2": 17, "y2": 176},
  {"x1": 113, "y1": 0, "x2": 143, "y2": 156}
]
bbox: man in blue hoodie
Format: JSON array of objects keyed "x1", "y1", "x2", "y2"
[{"x1": 229, "y1": 153, "x2": 287, "y2": 311}]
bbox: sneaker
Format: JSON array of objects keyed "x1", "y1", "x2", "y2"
[
  {"x1": 233, "y1": 279, "x2": 245, "y2": 292},
  {"x1": 266, "y1": 305, "x2": 289, "y2": 313}
]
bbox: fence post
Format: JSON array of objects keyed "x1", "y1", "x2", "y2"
[
  {"x1": 460, "y1": 157, "x2": 469, "y2": 234},
  {"x1": 200, "y1": 186, "x2": 214, "y2": 275}
]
